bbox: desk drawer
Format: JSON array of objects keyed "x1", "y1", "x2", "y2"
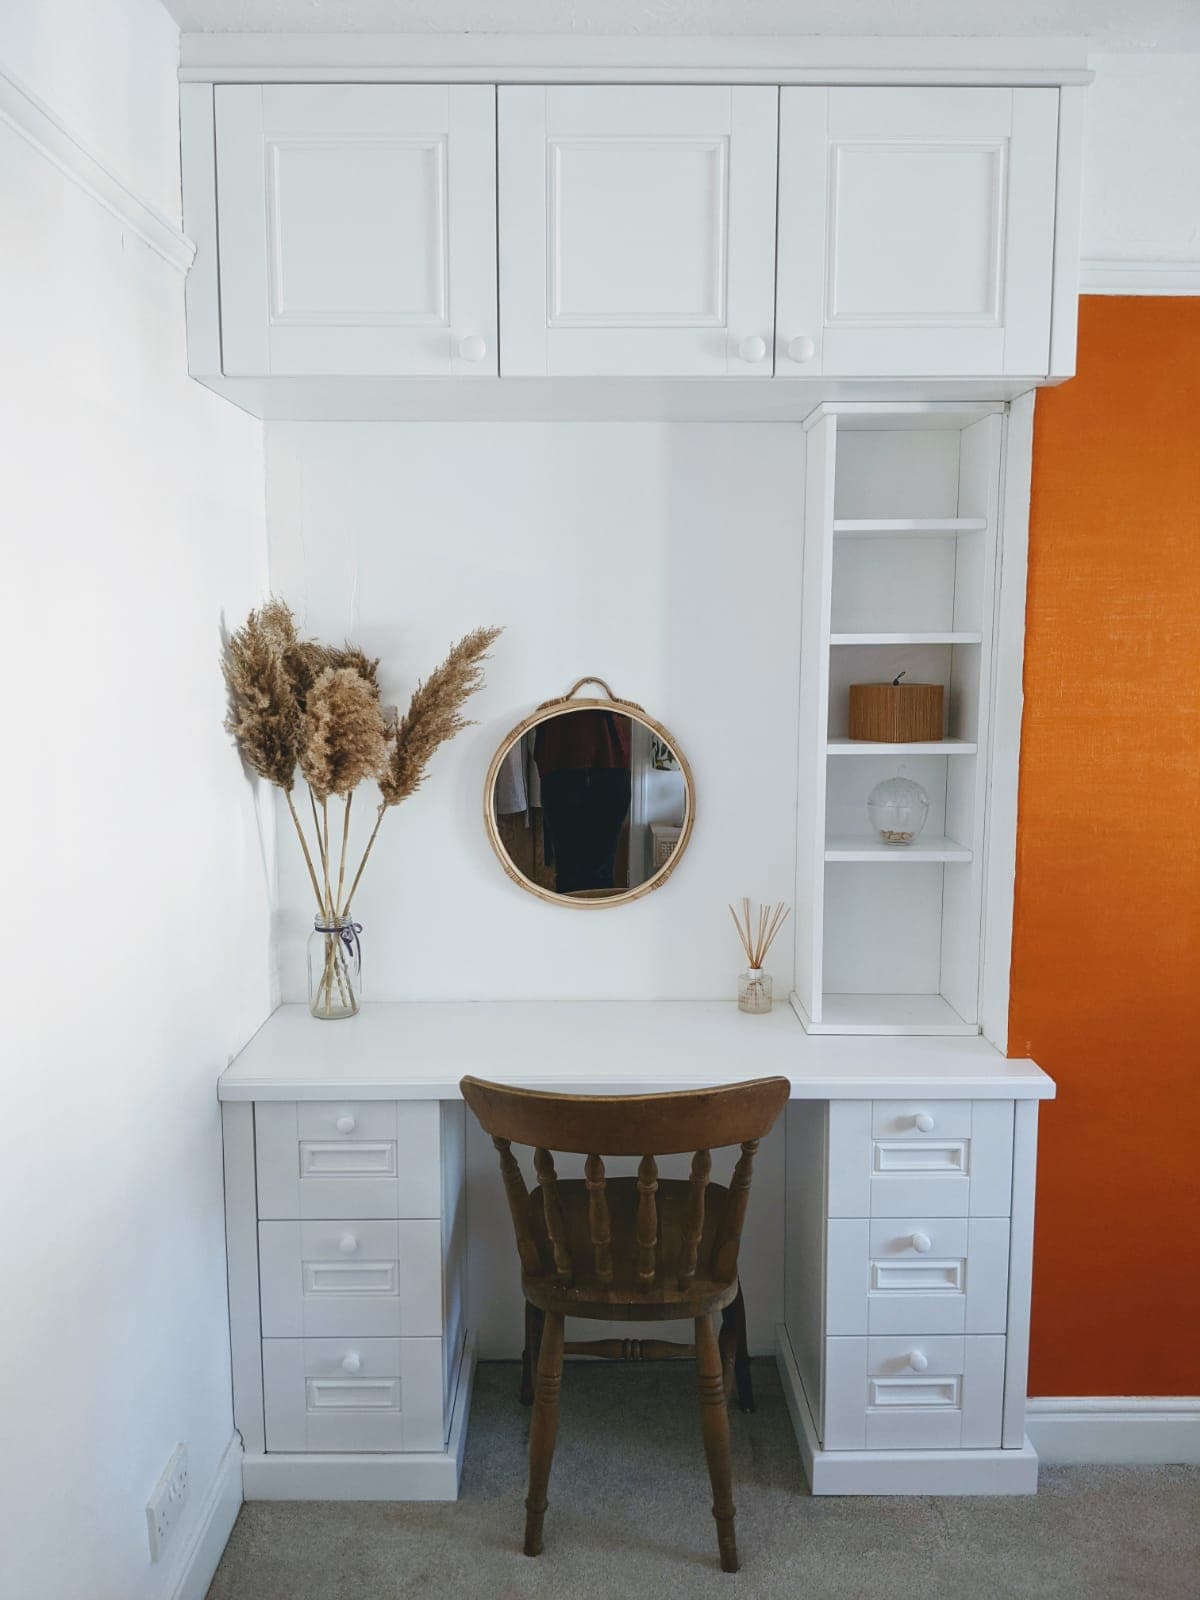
[
  {"x1": 262, "y1": 1337, "x2": 445, "y2": 1452},
  {"x1": 259, "y1": 1220, "x2": 443, "y2": 1338},
  {"x1": 256, "y1": 1100, "x2": 443, "y2": 1219},
  {"x1": 823, "y1": 1333, "x2": 1006, "y2": 1451},
  {"x1": 826, "y1": 1217, "x2": 1010, "y2": 1335},
  {"x1": 828, "y1": 1100, "x2": 1014, "y2": 1218}
]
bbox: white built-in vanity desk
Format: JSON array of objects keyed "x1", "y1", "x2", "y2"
[{"x1": 219, "y1": 1000, "x2": 1054, "y2": 1500}]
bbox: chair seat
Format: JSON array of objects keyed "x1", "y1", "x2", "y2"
[{"x1": 522, "y1": 1176, "x2": 740, "y2": 1320}]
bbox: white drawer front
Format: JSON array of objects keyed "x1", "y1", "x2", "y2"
[
  {"x1": 262, "y1": 1337, "x2": 445, "y2": 1453},
  {"x1": 826, "y1": 1217, "x2": 1010, "y2": 1336},
  {"x1": 828, "y1": 1100, "x2": 1014, "y2": 1218},
  {"x1": 823, "y1": 1333, "x2": 1006, "y2": 1451},
  {"x1": 256, "y1": 1100, "x2": 442, "y2": 1219},
  {"x1": 259, "y1": 1219, "x2": 443, "y2": 1338}
]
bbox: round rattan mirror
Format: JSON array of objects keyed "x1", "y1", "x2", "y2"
[{"x1": 484, "y1": 678, "x2": 695, "y2": 908}]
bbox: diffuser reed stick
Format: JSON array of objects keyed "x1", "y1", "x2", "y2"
[{"x1": 729, "y1": 898, "x2": 790, "y2": 971}]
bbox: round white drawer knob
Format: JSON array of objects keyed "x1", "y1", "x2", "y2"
[
  {"x1": 911, "y1": 1231, "x2": 932, "y2": 1254},
  {"x1": 908, "y1": 1350, "x2": 929, "y2": 1373},
  {"x1": 341, "y1": 1352, "x2": 361, "y2": 1375},
  {"x1": 335, "y1": 1114, "x2": 356, "y2": 1134},
  {"x1": 457, "y1": 334, "x2": 487, "y2": 363},
  {"x1": 787, "y1": 335, "x2": 816, "y2": 364},
  {"x1": 913, "y1": 1112, "x2": 935, "y2": 1133},
  {"x1": 738, "y1": 334, "x2": 768, "y2": 364},
  {"x1": 338, "y1": 1233, "x2": 358, "y2": 1256}
]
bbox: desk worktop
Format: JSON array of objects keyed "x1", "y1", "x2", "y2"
[{"x1": 218, "y1": 1001, "x2": 1055, "y2": 1101}]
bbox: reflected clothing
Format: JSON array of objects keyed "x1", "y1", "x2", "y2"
[
  {"x1": 538, "y1": 768, "x2": 632, "y2": 893},
  {"x1": 534, "y1": 712, "x2": 632, "y2": 893}
]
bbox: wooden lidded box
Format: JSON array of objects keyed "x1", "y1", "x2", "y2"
[{"x1": 849, "y1": 679, "x2": 944, "y2": 742}]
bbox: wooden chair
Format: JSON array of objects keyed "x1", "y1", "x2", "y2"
[{"x1": 460, "y1": 1074, "x2": 790, "y2": 1573}]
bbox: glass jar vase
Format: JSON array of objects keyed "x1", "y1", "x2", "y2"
[
  {"x1": 738, "y1": 968, "x2": 773, "y2": 1014},
  {"x1": 307, "y1": 915, "x2": 362, "y2": 1020}
]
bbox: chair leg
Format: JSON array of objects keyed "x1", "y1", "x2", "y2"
[
  {"x1": 520, "y1": 1301, "x2": 544, "y2": 1406},
  {"x1": 695, "y1": 1312, "x2": 738, "y2": 1573},
  {"x1": 524, "y1": 1310, "x2": 564, "y2": 1557},
  {"x1": 720, "y1": 1285, "x2": 755, "y2": 1413}
]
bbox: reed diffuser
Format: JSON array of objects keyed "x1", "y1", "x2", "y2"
[
  {"x1": 729, "y1": 898, "x2": 790, "y2": 1014},
  {"x1": 223, "y1": 600, "x2": 500, "y2": 1020}
]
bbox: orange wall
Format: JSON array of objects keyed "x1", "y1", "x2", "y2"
[{"x1": 1011, "y1": 296, "x2": 1200, "y2": 1396}]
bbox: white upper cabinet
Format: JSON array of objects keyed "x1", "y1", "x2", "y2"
[
  {"x1": 776, "y1": 88, "x2": 1060, "y2": 378},
  {"x1": 214, "y1": 85, "x2": 497, "y2": 376},
  {"x1": 498, "y1": 87, "x2": 779, "y2": 377}
]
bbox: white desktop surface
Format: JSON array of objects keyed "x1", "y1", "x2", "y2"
[{"x1": 218, "y1": 1001, "x2": 1055, "y2": 1101}]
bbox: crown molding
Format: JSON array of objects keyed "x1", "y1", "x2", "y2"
[
  {"x1": 0, "y1": 64, "x2": 195, "y2": 273},
  {"x1": 179, "y1": 32, "x2": 1093, "y2": 86}
]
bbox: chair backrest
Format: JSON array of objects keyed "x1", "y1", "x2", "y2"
[{"x1": 460, "y1": 1076, "x2": 790, "y2": 1290}]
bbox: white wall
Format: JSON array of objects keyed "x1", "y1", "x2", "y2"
[
  {"x1": 266, "y1": 421, "x2": 804, "y2": 1002},
  {"x1": 0, "y1": 6, "x2": 272, "y2": 1599},
  {"x1": 1081, "y1": 53, "x2": 1200, "y2": 292}
]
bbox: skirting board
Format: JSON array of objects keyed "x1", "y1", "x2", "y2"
[
  {"x1": 167, "y1": 1434, "x2": 244, "y2": 1600},
  {"x1": 775, "y1": 1325, "x2": 1040, "y2": 1495},
  {"x1": 1026, "y1": 1397, "x2": 1200, "y2": 1465},
  {"x1": 242, "y1": 1332, "x2": 476, "y2": 1501}
]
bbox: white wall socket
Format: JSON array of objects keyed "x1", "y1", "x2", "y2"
[{"x1": 146, "y1": 1443, "x2": 189, "y2": 1563}]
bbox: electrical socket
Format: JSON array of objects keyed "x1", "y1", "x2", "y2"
[{"x1": 146, "y1": 1444, "x2": 189, "y2": 1563}]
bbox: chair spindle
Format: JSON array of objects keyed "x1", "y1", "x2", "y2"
[
  {"x1": 678, "y1": 1148, "x2": 712, "y2": 1288},
  {"x1": 584, "y1": 1153, "x2": 613, "y2": 1281},
  {"x1": 535, "y1": 1146, "x2": 573, "y2": 1280},
  {"x1": 493, "y1": 1136, "x2": 542, "y2": 1276},
  {"x1": 636, "y1": 1153, "x2": 659, "y2": 1285},
  {"x1": 712, "y1": 1139, "x2": 759, "y2": 1282}
]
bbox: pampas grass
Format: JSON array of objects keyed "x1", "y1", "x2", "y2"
[
  {"x1": 341, "y1": 625, "x2": 502, "y2": 913},
  {"x1": 222, "y1": 601, "x2": 500, "y2": 930}
]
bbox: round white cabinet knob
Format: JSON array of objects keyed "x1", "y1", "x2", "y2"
[
  {"x1": 913, "y1": 1112, "x2": 935, "y2": 1133},
  {"x1": 910, "y1": 1231, "x2": 932, "y2": 1254},
  {"x1": 338, "y1": 1233, "x2": 358, "y2": 1256},
  {"x1": 787, "y1": 335, "x2": 816, "y2": 364},
  {"x1": 335, "y1": 1113, "x2": 356, "y2": 1134},
  {"x1": 341, "y1": 1352, "x2": 362, "y2": 1374},
  {"x1": 738, "y1": 334, "x2": 768, "y2": 364},
  {"x1": 908, "y1": 1350, "x2": 929, "y2": 1373},
  {"x1": 457, "y1": 334, "x2": 487, "y2": 363}
]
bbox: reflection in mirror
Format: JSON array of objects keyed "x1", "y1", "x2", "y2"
[{"x1": 488, "y1": 705, "x2": 691, "y2": 905}]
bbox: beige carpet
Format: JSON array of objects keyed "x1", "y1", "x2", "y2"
[{"x1": 208, "y1": 1360, "x2": 1199, "y2": 1600}]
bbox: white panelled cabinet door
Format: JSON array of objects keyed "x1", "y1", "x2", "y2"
[
  {"x1": 499, "y1": 87, "x2": 778, "y2": 376},
  {"x1": 776, "y1": 88, "x2": 1059, "y2": 378},
  {"x1": 214, "y1": 85, "x2": 497, "y2": 376}
]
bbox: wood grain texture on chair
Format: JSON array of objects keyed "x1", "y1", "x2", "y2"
[{"x1": 460, "y1": 1073, "x2": 789, "y2": 1573}]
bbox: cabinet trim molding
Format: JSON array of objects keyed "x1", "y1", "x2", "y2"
[
  {"x1": 0, "y1": 64, "x2": 195, "y2": 273},
  {"x1": 179, "y1": 33, "x2": 1093, "y2": 87}
]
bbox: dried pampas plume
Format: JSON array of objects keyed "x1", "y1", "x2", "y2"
[
  {"x1": 339, "y1": 625, "x2": 502, "y2": 914},
  {"x1": 222, "y1": 605, "x2": 301, "y2": 792},
  {"x1": 379, "y1": 626, "x2": 502, "y2": 806},
  {"x1": 301, "y1": 667, "x2": 388, "y2": 801}
]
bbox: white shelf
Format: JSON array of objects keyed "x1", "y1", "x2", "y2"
[
  {"x1": 826, "y1": 737, "x2": 978, "y2": 756},
  {"x1": 832, "y1": 517, "x2": 987, "y2": 537},
  {"x1": 824, "y1": 835, "x2": 973, "y2": 863},
  {"x1": 802, "y1": 993, "x2": 979, "y2": 1037},
  {"x1": 830, "y1": 631, "x2": 983, "y2": 645}
]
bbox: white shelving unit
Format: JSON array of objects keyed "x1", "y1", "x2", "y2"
[{"x1": 793, "y1": 403, "x2": 1003, "y2": 1036}]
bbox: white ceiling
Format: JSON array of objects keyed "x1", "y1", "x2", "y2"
[{"x1": 159, "y1": 0, "x2": 1200, "y2": 52}]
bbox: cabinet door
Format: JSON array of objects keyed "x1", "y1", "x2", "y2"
[
  {"x1": 215, "y1": 85, "x2": 496, "y2": 376},
  {"x1": 499, "y1": 86, "x2": 778, "y2": 376},
  {"x1": 776, "y1": 88, "x2": 1058, "y2": 378}
]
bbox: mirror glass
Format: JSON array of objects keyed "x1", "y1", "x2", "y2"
[{"x1": 486, "y1": 701, "x2": 693, "y2": 905}]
